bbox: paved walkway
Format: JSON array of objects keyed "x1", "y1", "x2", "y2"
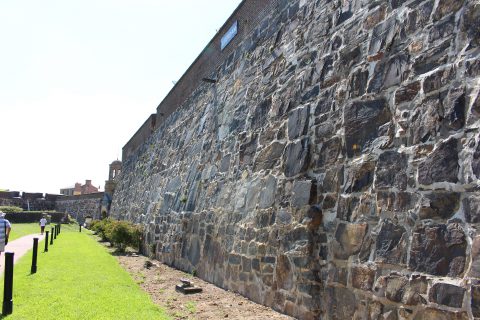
[{"x1": 0, "y1": 234, "x2": 46, "y2": 272}]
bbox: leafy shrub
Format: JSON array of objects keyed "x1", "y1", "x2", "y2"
[
  {"x1": 105, "y1": 220, "x2": 132, "y2": 251},
  {"x1": 91, "y1": 218, "x2": 114, "y2": 242},
  {"x1": 91, "y1": 218, "x2": 143, "y2": 252},
  {"x1": 0, "y1": 206, "x2": 23, "y2": 213}
]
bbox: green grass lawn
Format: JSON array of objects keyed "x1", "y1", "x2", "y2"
[
  {"x1": 1, "y1": 224, "x2": 169, "y2": 320},
  {"x1": 8, "y1": 223, "x2": 43, "y2": 241}
]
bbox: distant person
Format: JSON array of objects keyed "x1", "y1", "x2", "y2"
[
  {"x1": 39, "y1": 215, "x2": 48, "y2": 235},
  {"x1": 0, "y1": 211, "x2": 11, "y2": 256}
]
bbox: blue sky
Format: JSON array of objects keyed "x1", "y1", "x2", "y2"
[{"x1": 0, "y1": 0, "x2": 242, "y2": 194}]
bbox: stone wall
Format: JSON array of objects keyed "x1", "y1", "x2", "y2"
[
  {"x1": 111, "y1": 0, "x2": 480, "y2": 319},
  {"x1": 122, "y1": 114, "x2": 157, "y2": 160},
  {"x1": 0, "y1": 191, "x2": 59, "y2": 211},
  {"x1": 55, "y1": 193, "x2": 104, "y2": 223}
]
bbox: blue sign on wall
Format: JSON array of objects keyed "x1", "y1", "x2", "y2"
[{"x1": 221, "y1": 21, "x2": 238, "y2": 51}]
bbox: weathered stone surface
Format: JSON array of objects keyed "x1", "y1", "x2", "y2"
[
  {"x1": 254, "y1": 142, "x2": 285, "y2": 171},
  {"x1": 375, "y1": 151, "x2": 408, "y2": 190},
  {"x1": 336, "y1": 195, "x2": 359, "y2": 222},
  {"x1": 462, "y1": 2, "x2": 480, "y2": 48},
  {"x1": 413, "y1": 40, "x2": 450, "y2": 75},
  {"x1": 351, "y1": 264, "x2": 375, "y2": 291},
  {"x1": 110, "y1": 1, "x2": 479, "y2": 318},
  {"x1": 259, "y1": 175, "x2": 277, "y2": 209},
  {"x1": 288, "y1": 106, "x2": 309, "y2": 140},
  {"x1": 316, "y1": 137, "x2": 343, "y2": 169},
  {"x1": 423, "y1": 67, "x2": 455, "y2": 94},
  {"x1": 473, "y1": 141, "x2": 480, "y2": 178},
  {"x1": 433, "y1": 0, "x2": 465, "y2": 21},
  {"x1": 472, "y1": 285, "x2": 480, "y2": 318},
  {"x1": 413, "y1": 308, "x2": 468, "y2": 320},
  {"x1": 239, "y1": 136, "x2": 258, "y2": 166},
  {"x1": 403, "y1": 276, "x2": 428, "y2": 305},
  {"x1": 375, "y1": 274, "x2": 428, "y2": 305},
  {"x1": 375, "y1": 220, "x2": 407, "y2": 265},
  {"x1": 409, "y1": 223, "x2": 466, "y2": 277},
  {"x1": 368, "y1": 53, "x2": 410, "y2": 93},
  {"x1": 384, "y1": 275, "x2": 408, "y2": 303},
  {"x1": 469, "y1": 236, "x2": 480, "y2": 278},
  {"x1": 418, "y1": 138, "x2": 459, "y2": 185},
  {"x1": 283, "y1": 138, "x2": 309, "y2": 177},
  {"x1": 275, "y1": 255, "x2": 293, "y2": 290},
  {"x1": 326, "y1": 287, "x2": 356, "y2": 319},
  {"x1": 332, "y1": 222, "x2": 368, "y2": 259},
  {"x1": 428, "y1": 283, "x2": 465, "y2": 308},
  {"x1": 441, "y1": 87, "x2": 466, "y2": 131},
  {"x1": 418, "y1": 192, "x2": 460, "y2": 220},
  {"x1": 395, "y1": 81, "x2": 420, "y2": 104},
  {"x1": 344, "y1": 99, "x2": 391, "y2": 158},
  {"x1": 292, "y1": 180, "x2": 312, "y2": 208},
  {"x1": 344, "y1": 161, "x2": 376, "y2": 193}
]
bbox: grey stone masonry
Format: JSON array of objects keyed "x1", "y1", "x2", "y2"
[{"x1": 111, "y1": 0, "x2": 480, "y2": 319}]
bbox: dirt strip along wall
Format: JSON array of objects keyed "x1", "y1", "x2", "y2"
[
  {"x1": 55, "y1": 193, "x2": 104, "y2": 223},
  {"x1": 111, "y1": 0, "x2": 480, "y2": 319}
]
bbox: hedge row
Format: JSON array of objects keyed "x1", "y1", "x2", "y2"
[
  {"x1": 0, "y1": 206, "x2": 23, "y2": 213},
  {"x1": 90, "y1": 219, "x2": 143, "y2": 252}
]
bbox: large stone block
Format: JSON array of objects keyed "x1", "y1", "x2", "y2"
[
  {"x1": 344, "y1": 99, "x2": 391, "y2": 158},
  {"x1": 332, "y1": 222, "x2": 368, "y2": 260},
  {"x1": 316, "y1": 136, "x2": 343, "y2": 169},
  {"x1": 428, "y1": 283, "x2": 465, "y2": 308},
  {"x1": 409, "y1": 223, "x2": 466, "y2": 277},
  {"x1": 292, "y1": 180, "x2": 312, "y2": 208},
  {"x1": 326, "y1": 287, "x2": 356, "y2": 319},
  {"x1": 254, "y1": 141, "x2": 286, "y2": 171},
  {"x1": 375, "y1": 274, "x2": 428, "y2": 305},
  {"x1": 375, "y1": 219, "x2": 407, "y2": 265},
  {"x1": 413, "y1": 308, "x2": 468, "y2": 320},
  {"x1": 473, "y1": 142, "x2": 480, "y2": 179},
  {"x1": 418, "y1": 138, "x2": 459, "y2": 185},
  {"x1": 275, "y1": 254, "x2": 293, "y2": 290},
  {"x1": 375, "y1": 151, "x2": 408, "y2": 190},
  {"x1": 433, "y1": 0, "x2": 464, "y2": 21},
  {"x1": 472, "y1": 285, "x2": 480, "y2": 318},
  {"x1": 418, "y1": 192, "x2": 460, "y2": 220},
  {"x1": 288, "y1": 106, "x2": 310, "y2": 140},
  {"x1": 283, "y1": 138, "x2": 310, "y2": 177},
  {"x1": 351, "y1": 264, "x2": 376, "y2": 291},
  {"x1": 344, "y1": 161, "x2": 376, "y2": 193},
  {"x1": 469, "y1": 236, "x2": 480, "y2": 278}
]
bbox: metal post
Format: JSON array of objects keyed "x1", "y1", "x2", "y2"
[
  {"x1": 79, "y1": 225, "x2": 82, "y2": 233},
  {"x1": 31, "y1": 238, "x2": 38, "y2": 274},
  {"x1": 44, "y1": 231, "x2": 49, "y2": 252},
  {"x1": 50, "y1": 228, "x2": 54, "y2": 245},
  {"x1": 58, "y1": 224, "x2": 61, "y2": 234},
  {"x1": 2, "y1": 252, "x2": 14, "y2": 315},
  {"x1": 54, "y1": 227, "x2": 57, "y2": 240}
]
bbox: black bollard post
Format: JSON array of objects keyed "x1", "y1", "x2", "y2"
[
  {"x1": 31, "y1": 238, "x2": 38, "y2": 274},
  {"x1": 2, "y1": 252, "x2": 14, "y2": 315},
  {"x1": 50, "y1": 228, "x2": 54, "y2": 245},
  {"x1": 44, "y1": 231, "x2": 49, "y2": 252},
  {"x1": 54, "y1": 227, "x2": 57, "y2": 240},
  {"x1": 55, "y1": 225, "x2": 58, "y2": 237},
  {"x1": 79, "y1": 225, "x2": 82, "y2": 233},
  {"x1": 58, "y1": 224, "x2": 61, "y2": 234}
]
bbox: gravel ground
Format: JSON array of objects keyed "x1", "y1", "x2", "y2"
[{"x1": 115, "y1": 252, "x2": 293, "y2": 320}]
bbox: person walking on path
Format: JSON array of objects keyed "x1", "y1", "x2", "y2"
[
  {"x1": 39, "y1": 215, "x2": 48, "y2": 235},
  {"x1": 0, "y1": 211, "x2": 12, "y2": 256}
]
